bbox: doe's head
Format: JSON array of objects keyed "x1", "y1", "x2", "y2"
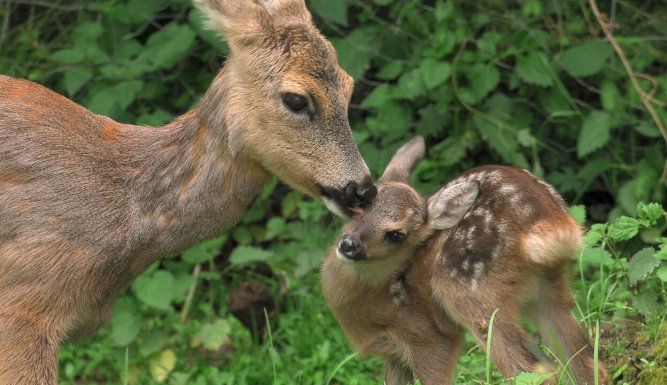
[
  {"x1": 196, "y1": 0, "x2": 375, "y2": 217},
  {"x1": 336, "y1": 137, "x2": 479, "y2": 264}
]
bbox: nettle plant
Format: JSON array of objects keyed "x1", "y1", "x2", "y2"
[{"x1": 575, "y1": 202, "x2": 667, "y2": 321}]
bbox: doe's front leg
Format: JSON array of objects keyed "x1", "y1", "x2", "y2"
[{"x1": 0, "y1": 313, "x2": 59, "y2": 385}]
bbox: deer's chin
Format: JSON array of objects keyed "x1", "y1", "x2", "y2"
[{"x1": 322, "y1": 196, "x2": 352, "y2": 219}]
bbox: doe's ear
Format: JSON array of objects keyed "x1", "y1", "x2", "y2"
[
  {"x1": 194, "y1": 0, "x2": 274, "y2": 47},
  {"x1": 427, "y1": 180, "x2": 480, "y2": 230},
  {"x1": 378, "y1": 137, "x2": 425, "y2": 184}
]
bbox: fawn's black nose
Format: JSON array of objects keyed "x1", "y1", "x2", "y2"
[{"x1": 337, "y1": 234, "x2": 365, "y2": 261}]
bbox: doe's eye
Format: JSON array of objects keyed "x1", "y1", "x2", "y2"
[
  {"x1": 282, "y1": 93, "x2": 308, "y2": 113},
  {"x1": 385, "y1": 230, "x2": 406, "y2": 244}
]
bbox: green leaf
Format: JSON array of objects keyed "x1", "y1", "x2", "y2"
[
  {"x1": 63, "y1": 67, "x2": 92, "y2": 97},
  {"x1": 331, "y1": 28, "x2": 375, "y2": 79},
  {"x1": 515, "y1": 52, "x2": 553, "y2": 87},
  {"x1": 637, "y1": 202, "x2": 664, "y2": 226},
  {"x1": 569, "y1": 205, "x2": 586, "y2": 225},
  {"x1": 397, "y1": 67, "x2": 427, "y2": 99},
  {"x1": 145, "y1": 23, "x2": 196, "y2": 70},
  {"x1": 266, "y1": 217, "x2": 286, "y2": 239},
  {"x1": 628, "y1": 247, "x2": 659, "y2": 285},
  {"x1": 514, "y1": 370, "x2": 555, "y2": 385},
  {"x1": 182, "y1": 245, "x2": 213, "y2": 264},
  {"x1": 577, "y1": 110, "x2": 611, "y2": 158},
  {"x1": 110, "y1": 310, "x2": 142, "y2": 346},
  {"x1": 49, "y1": 48, "x2": 85, "y2": 64},
  {"x1": 309, "y1": 0, "x2": 349, "y2": 26},
  {"x1": 608, "y1": 216, "x2": 640, "y2": 241},
  {"x1": 361, "y1": 84, "x2": 394, "y2": 109},
  {"x1": 633, "y1": 290, "x2": 662, "y2": 316},
  {"x1": 634, "y1": 122, "x2": 661, "y2": 138},
  {"x1": 462, "y1": 64, "x2": 500, "y2": 104},
  {"x1": 656, "y1": 265, "x2": 667, "y2": 282},
  {"x1": 229, "y1": 246, "x2": 273, "y2": 266},
  {"x1": 581, "y1": 246, "x2": 613, "y2": 267},
  {"x1": 558, "y1": 41, "x2": 612, "y2": 77},
  {"x1": 140, "y1": 331, "x2": 169, "y2": 357},
  {"x1": 196, "y1": 319, "x2": 232, "y2": 351},
  {"x1": 376, "y1": 61, "x2": 403, "y2": 81},
  {"x1": 600, "y1": 79, "x2": 620, "y2": 111},
  {"x1": 133, "y1": 270, "x2": 175, "y2": 310},
  {"x1": 584, "y1": 223, "x2": 607, "y2": 247},
  {"x1": 420, "y1": 59, "x2": 451, "y2": 90}
]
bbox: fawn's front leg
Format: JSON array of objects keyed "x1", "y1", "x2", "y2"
[
  {"x1": 0, "y1": 313, "x2": 59, "y2": 385},
  {"x1": 408, "y1": 333, "x2": 462, "y2": 385}
]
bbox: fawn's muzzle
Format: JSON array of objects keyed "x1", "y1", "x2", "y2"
[{"x1": 337, "y1": 234, "x2": 366, "y2": 261}]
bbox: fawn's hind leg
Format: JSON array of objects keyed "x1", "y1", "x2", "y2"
[
  {"x1": 0, "y1": 312, "x2": 59, "y2": 385},
  {"x1": 527, "y1": 271, "x2": 609, "y2": 385}
]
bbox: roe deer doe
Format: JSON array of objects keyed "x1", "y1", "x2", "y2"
[
  {"x1": 0, "y1": 1, "x2": 376, "y2": 383},
  {"x1": 321, "y1": 137, "x2": 608, "y2": 385}
]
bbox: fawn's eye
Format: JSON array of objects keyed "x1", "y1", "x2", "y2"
[
  {"x1": 384, "y1": 230, "x2": 406, "y2": 245},
  {"x1": 282, "y1": 93, "x2": 308, "y2": 113}
]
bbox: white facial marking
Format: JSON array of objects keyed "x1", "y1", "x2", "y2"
[{"x1": 323, "y1": 197, "x2": 349, "y2": 219}]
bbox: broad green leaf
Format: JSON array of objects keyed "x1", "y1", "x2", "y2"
[
  {"x1": 361, "y1": 84, "x2": 394, "y2": 109},
  {"x1": 110, "y1": 310, "x2": 142, "y2": 346},
  {"x1": 657, "y1": 265, "x2": 667, "y2": 282},
  {"x1": 581, "y1": 246, "x2": 613, "y2": 267},
  {"x1": 196, "y1": 319, "x2": 232, "y2": 351},
  {"x1": 229, "y1": 246, "x2": 273, "y2": 265},
  {"x1": 584, "y1": 223, "x2": 607, "y2": 247},
  {"x1": 49, "y1": 48, "x2": 85, "y2": 64},
  {"x1": 558, "y1": 41, "x2": 612, "y2": 77},
  {"x1": 637, "y1": 202, "x2": 664, "y2": 226},
  {"x1": 266, "y1": 217, "x2": 287, "y2": 239},
  {"x1": 600, "y1": 79, "x2": 620, "y2": 111},
  {"x1": 420, "y1": 59, "x2": 451, "y2": 90},
  {"x1": 514, "y1": 370, "x2": 555, "y2": 385},
  {"x1": 133, "y1": 270, "x2": 175, "y2": 310},
  {"x1": 145, "y1": 23, "x2": 196, "y2": 70},
  {"x1": 634, "y1": 122, "x2": 661, "y2": 138},
  {"x1": 309, "y1": 0, "x2": 349, "y2": 26},
  {"x1": 608, "y1": 216, "x2": 640, "y2": 241},
  {"x1": 376, "y1": 61, "x2": 404, "y2": 81},
  {"x1": 462, "y1": 64, "x2": 500, "y2": 104},
  {"x1": 628, "y1": 247, "x2": 659, "y2": 285},
  {"x1": 569, "y1": 205, "x2": 586, "y2": 225},
  {"x1": 577, "y1": 110, "x2": 611, "y2": 158},
  {"x1": 331, "y1": 28, "x2": 375, "y2": 79},
  {"x1": 140, "y1": 331, "x2": 169, "y2": 357},
  {"x1": 398, "y1": 67, "x2": 427, "y2": 99},
  {"x1": 182, "y1": 245, "x2": 212, "y2": 264},
  {"x1": 633, "y1": 290, "x2": 662, "y2": 316},
  {"x1": 515, "y1": 52, "x2": 553, "y2": 87},
  {"x1": 63, "y1": 67, "x2": 92, "y2": 97},
  {"x1": 149, "y1": 349, "x2": 177, "y2": 383}
]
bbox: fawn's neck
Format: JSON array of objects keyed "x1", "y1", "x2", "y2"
[{"x1": 122, "y1": 70, "x2": 270, "y2": 261}]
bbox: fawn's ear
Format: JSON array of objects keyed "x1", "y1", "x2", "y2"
[
  {"x1": 195, "y1": 0, "x2": 296, "y2": 49},
  {"x1": 378, "y1": 137, "x2": 425, "y2": 184},
  {"x1": 427, "y1": 180, "x2": 479, "y2": 230}
]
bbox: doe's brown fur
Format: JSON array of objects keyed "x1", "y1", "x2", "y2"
[
  {"x1": 0, "y1": 1, "x2": 375, "y2": 383},
  {"x1": 321, "y1": 137, "x2": 609, "y2": 385}
]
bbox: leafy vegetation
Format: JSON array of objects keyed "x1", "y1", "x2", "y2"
[{"x1": 1, "y1": 0, "x2": 665, "y2": 384}]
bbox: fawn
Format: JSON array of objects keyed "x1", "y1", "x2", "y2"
[
  {"x1": 0, "y1": 0, "x2": 376, "y2": 383},
  {"x1": 321, "y1": 137, "x2": 608, "y2": 385}
]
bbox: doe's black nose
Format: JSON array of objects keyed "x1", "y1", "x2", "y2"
[
  {"x1": 337, "y1": 234, "x2": 365, "y2": 261},
  {"x1": 343, "y1": 176, "x2": 377, "y2": 209}
]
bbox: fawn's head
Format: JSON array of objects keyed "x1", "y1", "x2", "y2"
[
  {"x1": 336, "y1": 137, "x2": 479, "y2": 264},
  {"x1": 196, "y1": 0, "x2": 375, "y2": 217}
]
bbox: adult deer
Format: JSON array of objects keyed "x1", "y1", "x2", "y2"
[
  {"x1": 321, "y1": 137, "x2": 608, "y2": 384},
  {"x1": 0, "y1": 0, "x2": 375, "y2": 383}
]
